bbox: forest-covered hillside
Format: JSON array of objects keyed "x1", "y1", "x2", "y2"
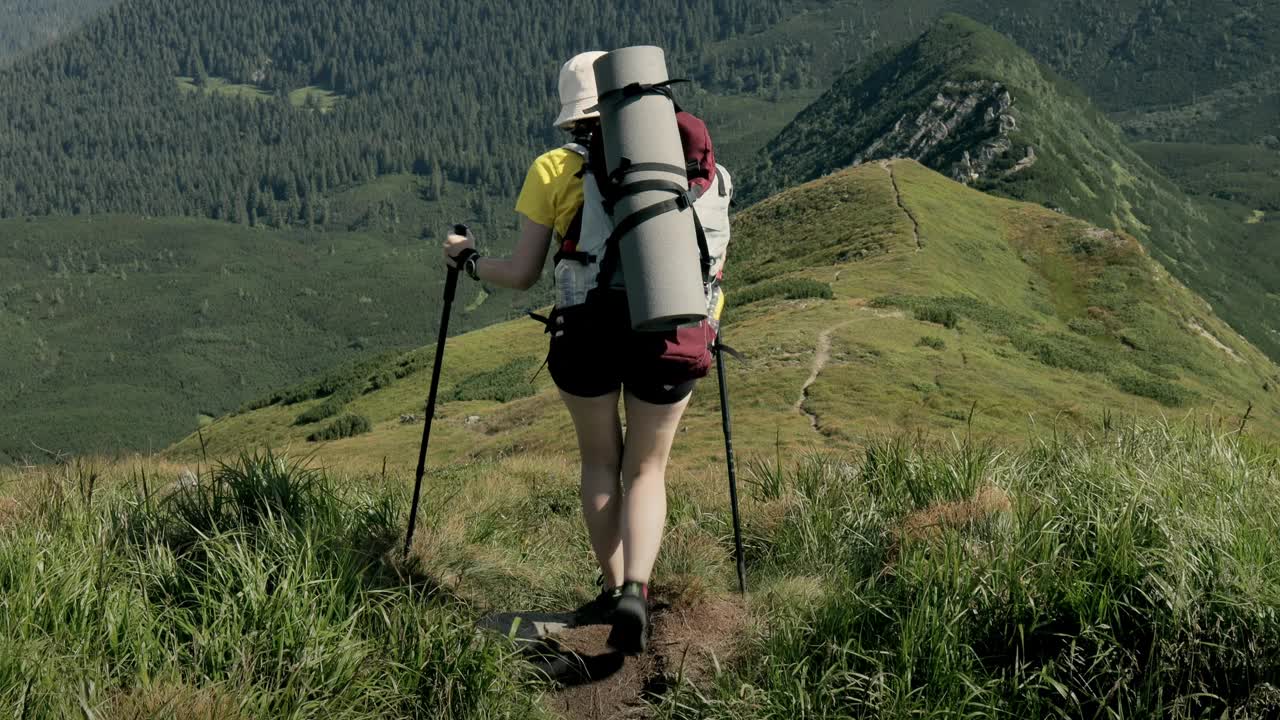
[
  {"x1": 1, "y1": 0, "x2": 1277, "y2": 227},
  {"x1": 0, "y1": 0, "x2": 111, "y2": 63},
  {"x1": 0, "y1": 0, "x2": 796, "y2": 226}
]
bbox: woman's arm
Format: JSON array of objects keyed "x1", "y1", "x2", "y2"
[{"x1": 443, "y1": 215, "x2": 553, "y2": 291}]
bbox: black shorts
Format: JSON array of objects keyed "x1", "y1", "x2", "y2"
[{"x1": 546, "y1": 291, "x2": 707, "y2": 405}]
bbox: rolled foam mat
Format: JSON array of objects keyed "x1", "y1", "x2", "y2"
[{"x1": 593, "y1": 46, "x2": 708, "y2": 331}]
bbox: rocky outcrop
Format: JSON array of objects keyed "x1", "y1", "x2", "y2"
[{"x1": 854, "y1": 80, "x2": 1033, "y2": 185}]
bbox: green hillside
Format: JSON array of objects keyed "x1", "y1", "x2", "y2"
[
  {"x1": 0, "y1": 177, "x2": 550, "y2": 463},
  {"x1": 761, "y1": 0, "x2": 1280, "y2": 115},
  {"x1": 5, "y1": 161, "x2": 1280, "y2": 719},
  {"x1": 5, "y1": 2, "x2": 1278, "y2": 463},
  {"x1": 740, "y1": 15, "x2": 1280, "y2": 365},
  {"x1": 173, "y1": 161, "x2": 1280, "y2": 468}
]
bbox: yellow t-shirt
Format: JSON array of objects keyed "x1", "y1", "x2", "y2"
[{"x1": 514, "y1": 148, "x2": 585, "y2": 239}]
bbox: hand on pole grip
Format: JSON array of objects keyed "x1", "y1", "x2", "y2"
[{"x1": 443, "y1": 223, "x2": 475, "y2": 268}]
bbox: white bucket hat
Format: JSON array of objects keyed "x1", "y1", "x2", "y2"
[{"x1": 554, "y1": 51, "x2": 607, "y2": 130}]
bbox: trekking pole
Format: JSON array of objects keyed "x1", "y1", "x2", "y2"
[
  {"x1": 403, "y1": 224, "x2": 467, "y2": 558},
  {"x1": 714, "y1": 335, "x2": 747, "y2": 595}
]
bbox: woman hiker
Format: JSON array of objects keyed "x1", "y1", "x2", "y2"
[{"x1": 442, "y1": 51, "x2": 709, "y2": 654}]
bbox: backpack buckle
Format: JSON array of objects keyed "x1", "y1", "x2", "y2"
[{"x1": 676, "y1": 188, "x2": 696, "y2": 210}]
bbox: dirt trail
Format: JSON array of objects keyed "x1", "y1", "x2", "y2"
[
  {"x1": 796, "y1": 321, "x2": 856, "y2": 433},
  {"x1": 1188, "y1": 319, "x2": 1244, "y2": 363},
  {"x1": 880, "y1": 161, "x2": 923, "y2": 251},
  {"x1": 540, "y1": 590, "x2": 747, "y2": 720}
]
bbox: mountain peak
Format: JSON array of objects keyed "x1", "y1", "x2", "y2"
[
  {"x1": 740, "y1": 15, "x2": 1064, "y2": 205},
  {"x1": 739, "y1": 15, "x2": 1280, "y2": 364}
]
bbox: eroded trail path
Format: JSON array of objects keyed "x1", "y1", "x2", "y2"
[
  {"x1": 540, "y1": 590, "x2": 747, "y2": 719},
  {"x1": 881, "y1": 161, "x2": 923, "y2": 251},
  {"x1": 797, "y1": 320, "x2": 856, "y2": 433}
]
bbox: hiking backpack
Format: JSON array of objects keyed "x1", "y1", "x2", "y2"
[{"x1": 554, "y1": 110, "x2": 733, "y2": 311}]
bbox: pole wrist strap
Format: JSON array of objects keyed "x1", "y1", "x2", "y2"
[{"x1": 454, "y1": 248, "x2": 481, "y2": 281}]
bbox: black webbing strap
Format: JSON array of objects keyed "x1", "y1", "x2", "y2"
[
  {"x1": 596, "y1": 193, "x2": 686, "y2": 291},
  {"x1": 606, "y1": 158, "x2": 687, "y2": 188},
  {"x1": 717, "y1": 168, "x2": 727, "y2": 197},
  {"x1": 559, "y1": 205, "x2": 585, "y2": 254},
  {"x1": 606, "y1": 194, "x2": 693, "y2": 256},
  {"x1": 715, "y1": 341, "x2": 746, "y2": 363},
  {"x1": 595, "y1": 192, "x2": 713, "y2": 292},
  {"x1": 601, "y1": 179, "x2": 689, "y2": 215},
  {"x1": 596, "y1": 78, "x2": 689, "y2": 104},
  {"x1": 693, "y1": 209, "x2": 712, "y2": 280}
]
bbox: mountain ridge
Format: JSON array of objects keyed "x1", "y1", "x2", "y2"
[
  {"x1": 739, "y1": 14, "x2": 1280, "y2": 365},
  {"x1": 5, "y1": 5, "x2": 1279, "y2": 460},
  {"x1": 171, "y1": 160, "x2": 1280, "y2": 467}
]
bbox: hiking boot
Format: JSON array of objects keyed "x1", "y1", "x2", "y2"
[
  {"x1": 607, "y1": 581, "x2": 649, "y2": 654},
  {"x1": 573, "y1": 585, "x2": 621, "y2": 626}
]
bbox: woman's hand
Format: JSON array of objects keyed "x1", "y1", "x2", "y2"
[
  {"x1": 438, "y1": 216, "x2": 552, "y2": 290},
  {"x1": 442, "y1": 231, "x2": 475, "y2": 267}
]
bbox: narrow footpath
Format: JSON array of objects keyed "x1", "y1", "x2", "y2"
[
  {"x1": 881, "y1": 161, "x2": 924, "y2": 251},
  {"x1": 796, "y1": 321, "x2": 856, "y2": 433}
]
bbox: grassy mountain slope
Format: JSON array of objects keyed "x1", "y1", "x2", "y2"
[
  {"x1": 0, "y1": 178, "x2": 548, "y2": 463},
  {"x1": 173, "y1": 161, "x2": 1280, "y2": 468},
  {"x1": 7, "y1": 1, "x2": 1278, "y2": 464},
  {"x1": 740, "y1": 15, "x2": 1280, "y2": 366}
]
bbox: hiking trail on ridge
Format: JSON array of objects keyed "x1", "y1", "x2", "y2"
[
  {"x1": 796, "y1": 320, "x2": 857, "y2": 433},
  {"x1": 881, "y1": 160, "x2": 924, "y2": 251}
]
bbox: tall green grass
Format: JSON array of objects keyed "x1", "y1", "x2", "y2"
[
  {"x1": 659, "y1": 423, "x2": 1280, "y2": 718},
  {"x1": 0, "y1": 453, "x2": 547, "y2": 719},
  {"x1": 4, "y1": 424, "x2": 1279, "y2": 717}
]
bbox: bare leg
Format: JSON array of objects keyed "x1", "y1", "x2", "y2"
[
  {"x1": 559, "y1": 389, "x2": 625, "y2": 588},
  {"x1": 619, "y1": 390, "x2": 692, "y2": 585}
]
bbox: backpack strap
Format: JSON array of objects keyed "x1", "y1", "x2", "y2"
[
  {"x1": 553, "y1": 207, "x2": 591, "y2": 265},
  {"x1": 595, "y1": 189, "x2": 712, "y2": 292},
  {"x1": 605, "y1": 158, "x2": 688, "y2": 187},
  {"x1": 555, "y1": 143, "x2": 591, "y2": 261},
  {"x1": 693, "y1": 209, "x2": 711, "y2": 280},
  {"x1": 600, "y1": 178, "x2": 687, "y2": 214},
  {"x1": 562, "y1": 142, "x2": 590, "y2": 178},
  {"x1": 595, "y1": 79, "x2": 689, "y2": 105}
]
